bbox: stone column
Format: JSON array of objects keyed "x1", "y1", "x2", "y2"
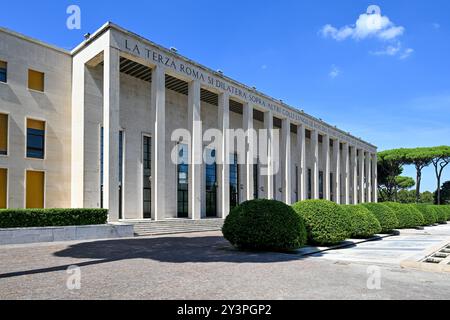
[
  {"x1": 264, "y1": 111, "x2": 274, "y2": 199},
  {"x1": 323, "y1": 134, "x2": 331, "y2": 201},
  {"x1": 217, "y1": 93, "x2": 230, "y2": 218},
  {"x1": 372, "y1": 153, "x2": 378, "y2": 203},
  {"x1": 359, "y1": 150, "x2": 365, "y2": 204},
  {"x1": 312, "y1": 129, "x2": 319, "y2": 199},
  {"x1": 150, "y1": 66, "x2": 166, "y2": 221},
  {"x1": 344, "y1": 143, "x2": 350, "y2": 205},
  {"x1": 103, "y1": 47, "x2": 120, "y2": 222},
  {"x1": 188, "y1": 80, "x2": 202, "y2": 220},
  {"x1": 243, "y1": 102, "x2": 254, "y2": 201},
  {"x1": 366, "y1": 152, "x2": 372, "y2": 203},
  {"x1": 352, "y1": 147, "x2": 358, "y2": 204},
  {"x1": 282, "y1": 118, "x2": 292, "y2": 204},
  {"x1": 297, "y1": 124, "x2": 306, "y2": 201},
  {"x1": 334, "y1": 139, "x2": 341, "y2": 204}
]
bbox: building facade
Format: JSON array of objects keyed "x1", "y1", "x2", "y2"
[{"x1": 0, "y1": 22, "x2": 378, "y2": 222}]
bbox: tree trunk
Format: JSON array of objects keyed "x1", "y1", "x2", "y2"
[
  {"x1": 437, "y1": 176, "x2": 441, "y2": 205},
  {"x1": 415, "y1": 165, "x2": 421, "y2": 203}
]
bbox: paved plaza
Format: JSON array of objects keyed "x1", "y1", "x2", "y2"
[{"x1": 1, "y1": 225, "x2": 450, "y2": 300}]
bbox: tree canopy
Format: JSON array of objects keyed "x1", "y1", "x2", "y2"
[{"x1": 378, "y1": 146, "x2": 450, "y2": 203}]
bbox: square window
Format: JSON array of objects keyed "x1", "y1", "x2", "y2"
[{"x1": 28, "y1": 69, "x2": 44, "y2": 92}]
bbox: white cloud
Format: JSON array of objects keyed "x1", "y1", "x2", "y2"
[
  {"x1": 320, "y1": 7, "x2": 405, "y2": 41},
  {"x1": 371, "y1": 42, "x2": 401, "y2": 56},
  {"x1": 370, "y1": 42, "x2": 414, "y2": 59},
  {"x1": 329, "y1": 65, "x2": 340, "y2": 79},
  {"x1": 400, "y1": 48, "x2": 414, "y2": 60}
]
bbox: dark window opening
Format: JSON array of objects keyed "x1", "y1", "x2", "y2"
[
  {"x1": 205, "y1": 149, "x2": 217, "y2": 217},
  {"x1": 253, "y1": 163, "x2": 259, "y2": 200},
  {"x1": 319, "y1": 171, "x2": 324, "y2": 199},
  {"x1": 330, "y1": 172, "x2": 334, "y2": 202},
  {"x1": 295, "y1": 165, "x2": 299, "y2": 202},
  {"x1": 143, "y1": 136, "x2": 152, "y2": 219},
  {"x1": 177, "y1": 144, "x2": 189, "y2": 218},
  {"x1": 307, "y1": 168, "x2": 312, "y2": 199},
  {"x1": 27, "y1": 120, "x2": 45, "y2": 159},
  {"x1": 0, "y1": 61, "x2": 7, "y2": 83},
  {"x1": 230, "y1": 153, "x2": 239, "y2": 209}
]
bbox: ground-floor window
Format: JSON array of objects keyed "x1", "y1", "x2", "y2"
[
  {"x1": 205, "y1": 149, "x2": 217, "y2": 217},
  {"x1": 177, "y1": 144, "x2": 189, "y2": 218},
  {"x1": 26, "y1": 170, "x2": 44, "y2": 209},
  {"x1": 230, "y1": 153, "x2": 239, "y2": 209},
  {"x1": 143, "y1": 136, "x2": 151, "y2": 219},
  {"x1": 330, "y1": 172, "x2": 334, "y2": 202},
  {"x1": 253, "y1": 163, "x2": 259, "y2": 200},
  {"x1": 319, "y1": 171, "x2": 324, "y2": 199},
  {"x1": 119, "y1": 131, "x2": 124, "y2": 219},
  {"x1": 307, "y1": 168, "x2": 312, "y2": 199},
  {"x1": 0, "y1": 168, "x2": 6, "y2": 208}
]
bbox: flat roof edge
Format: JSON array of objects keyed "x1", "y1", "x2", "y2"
[{"x1": 0, "y1": 26, "x2": 70, "y2": 55}]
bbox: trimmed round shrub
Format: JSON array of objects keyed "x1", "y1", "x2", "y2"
[
  {"x1": 341, "y1": 205, "x2": 382, "y2": 239},
  {"x1": 222, "y1": 199, "x2": 307, "y2": 251},
  {"x1": 361, "y1": 203, "x2": 399, "y2": 233},
  {"x1": 292, "y1": 200, "x2": 350, "y2": 246},
  {"x1": 384, "y1": 202, "x2": 423, "y2": 229},
  {"x1": 433, "y1": 206, "x2": 448, "y2": 224},
  {"x1": 406, "y1": 204, "x2": 425, "y2": 227},
  {"x1": 414, "y1": 205, "x2": 437, "y2": 226}
]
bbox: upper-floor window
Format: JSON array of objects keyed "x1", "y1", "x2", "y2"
[
  {"x1": 0, "y1": 61, "x2": 7, "y2": 83},
  {"x1": 0, "y1": 113, "x2": 8, "y2": 155},
  {"x1": 27, "y1": 119, "x2": 45, "y2": 159},
  {"x1": 28, "y1": 69, "x2": 45, "y2": 92}
]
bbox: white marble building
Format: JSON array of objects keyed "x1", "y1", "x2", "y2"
[{"x1": 0, "y1": 22, "x2": 377, "y2": 222}]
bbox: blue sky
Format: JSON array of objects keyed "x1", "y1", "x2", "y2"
[{"x1": 2, "y1": 0, "x2": 449, "y2": 192}]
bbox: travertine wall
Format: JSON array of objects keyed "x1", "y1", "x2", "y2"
[{"x1": 0, "y1": 30, "x2": 72, "y2": 209}]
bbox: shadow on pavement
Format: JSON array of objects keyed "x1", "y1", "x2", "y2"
[{"x1": 0, "y1": 235, "x2": 323, "y2": 279}]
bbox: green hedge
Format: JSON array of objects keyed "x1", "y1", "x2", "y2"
[
  {"x1": 414, "y1": 205, "x2": 438, "y2": 226},
  {"x1": 0, "y1": 209, "x2": 108, "y2": 229},
  {"x1": 441, "y1": 206, "x2": 450, "y2": 221},
  {"x1": 292, "y1": 200, "x2": 350, "y2": 246},
  {"x1": 341, "y1": 205, "x2": 382, "y2": 239},
  {"x1": 384, "y1": 202, "x2": 424, "y2": 229},
  {"x1": 406, "y1": 204, "x2": 426, "y2": 227},
  {"x1": 222, "y1": 199, "x2": 307, "y2": 251},
  {"x1": 361, "y1": 203, "x2": 399, "y2": 233},
  {"x1": 433, "y1": 206, "x2": 449, "y2": 224}
]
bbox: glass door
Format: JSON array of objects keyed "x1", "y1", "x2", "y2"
[
  {"x1": 143, "y1": 136, "x2": 151, "y2": 219},
  {"x1": 205, "y1": 149, "x2": 217, "y2": 217},
  {"x1": 177, "y1": 144, "x2": 189, "y2": 218},
  {"x1": 230, "y1": 153, "x2": 239, "y2": 209}
]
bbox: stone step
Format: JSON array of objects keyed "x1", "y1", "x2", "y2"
[{"x1": 130, "y1": 219, "x2": 224, "y2": 236}]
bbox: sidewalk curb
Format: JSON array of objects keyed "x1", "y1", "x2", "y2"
[
  {"x1": 296, "y1": 233, "x2": 398, "y2": 257},
  {"x1": 400, "y1": 238, "x2": 450, "y2": 273}
]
